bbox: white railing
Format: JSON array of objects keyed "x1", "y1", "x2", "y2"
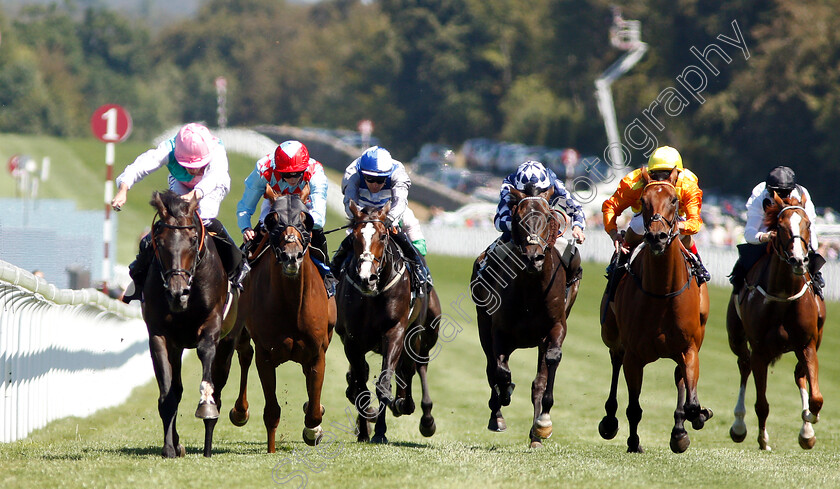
[
  {"x1": 0, "y1": 260, "x2": 149, "y2": 443},
  {"x1": 423, "y1": 224, "x2": 840, "y2": 301}
]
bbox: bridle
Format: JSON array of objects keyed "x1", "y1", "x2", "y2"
[
  {"x1": 512, "y1": 195, "x2": 557, "y2": 254},
  {"x1": 346, "y1": 218, "x2": 405, "y2": 294},
  {"x1": 770, "y1": 205, "x2": 810, "y2": 268},
  {"x1": 352, "y1": 218, "x2": 391, "y2": 277},
  {"x1": 151, "y1": 211, "x2": 205, "y2": 293},
  {"x1": 267, "y1": 212, "x2": 311, "y2": 263},
  {"x1": 642, "y1": 181, "x2": 680, "y2": 247}
]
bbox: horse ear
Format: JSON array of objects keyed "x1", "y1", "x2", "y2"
[
  {"x1": 539, "y1": 186, "x2": 555, "y2": 201},
  {"x1": 799, "y1": 191, "x2": 808, "y2": 207},
  {"x1": 186, "y1": 196, "x2": 199, "y2": 216},
  {"x1": 668, "y1": 168, "x2": 679, "y2": 185},
  {"x1": 641, "y1": 166, "x2": 651, "y2": 184},
  {"x1": 762, "y1": 197, "x2": 773, "y2": 212},
  {"x1": 509, "y1": 187, "x2": 525, "y2": 203},
  {"x1": 300, "y1": 211, "x2": 314, "y2": 232},
  {"x1": 264, "y1": 184, "x2": 278, "y2": 203},
  {"x1": 298, "y1": 182, "x2": 311, "y2": 204},
  {"x1": 382, "y1": 201, "x2": 392, "y2": 217},
  {"x1": 773, "y1": 190, "x2": 785, "y2": 206},
  {"x1": 349, "y1": 200, "x2": 360, "y2": 218},
  {"x1": 151, "y1": 191, "x2": 169, "y2": 219}
]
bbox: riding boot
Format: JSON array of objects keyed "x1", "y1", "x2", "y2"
[
  {"x1": 206, "y1": 219, "x2": 249, "y2": 290},
  {"x1": 809, "y1": 250, "x2": 826, "y2": 300},
  {"x1": 688, "y1": 251, "x2": 711, "y2": 285},
  {"x1": 728, "y1": 258, "x2": 746, "y2": 295},
  {"x1": 393, "y1": 231, "x2": 428, "y2": 296},
  {"x1": 605, "y1": 251, "x2": 628, "y2": 303},
  {"x1": 330, "y1": 235, "x2": 352, "y2": 276},
  {"x1": 565, "y1": 248, "x2": 583, "y2": 289},
  {"x1": 122, "y1": 234, "x2": 153, "y2": 303},
  {"x1": 311, "y1": 228, "x2": 337, "y2": 296}
]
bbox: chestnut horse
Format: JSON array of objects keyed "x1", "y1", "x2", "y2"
[
  {"x1": 228, "y1": 189, "x2": 336, "y2": 451},
  {"x1": 336, "y1": 201, "x2": 441, "y2": 444},
  {"x1": 142, "y1": 191, "x2": 241, "y2": 458},
  {"x1": 599, "y1": 168, "x2": 712, "y2": 453},
  {"x1": 727, "y1": 193, "x2": 826, "y2": 450},
  {"x1": 471, "y1": 184, "x2": 579, "y2": 448}
]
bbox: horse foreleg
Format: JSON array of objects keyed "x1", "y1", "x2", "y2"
[
  {"x1": 254, "y1": 348, "x2": 281, "y2": 453},
  {"x1": 795, "y1": 344, "x2": 822, "y2": 449},
  {"x1": 344, "y1": 342, "x2": 375, "y2": 442},
  {"x1": 479, "y1": 320, "x2": 505, "y2": 432},
  {"x1": 623, "y1": 353, "x2": 644, "y2": 453},
  {"x1": 599, "y1": 348, "x2": 623, "y2": 440},
  {"x1": 372, "y1": 325, "x2": 407, "y2": 444},
  {"x1": 149, "y1": 335, "x2": 185, "y2": 458},
  {"x1": 230, "y1": 328, "x2": 253, "y2": 427},
  {"x1": 682, "y1": 346, "x2": 711, "y2": 431},
  {"x1": 727, "y1": 298, "x2": 750, "y2": 443},
  {"x1": 670, "y1": 367, "x2": 690, "y2": 453},
  {"x1": 301, "y1": 349, "x2": 327, "y2": 447},
  {"x1": 416, "y1": 362, "x2": 436, "y2": 437},
  {"x1": 530, "y1": 328, "x2": 564, "y2": 448},
  {"x1": 391, "y1": 355, "x2": 416, "y2": 417},
  {"x1": 751, "y1": 355, "x2": 772, "y2": 451}
]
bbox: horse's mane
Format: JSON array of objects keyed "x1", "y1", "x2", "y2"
[
  {"x1": 152, "y1": 190, "x2": 193, "y2": 218},
  {"x1": 763, "y1": 196, "x2": 804, "y2": 230}
]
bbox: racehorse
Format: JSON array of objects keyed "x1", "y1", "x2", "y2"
[
  {"x1": 726, "y1": 192, "x2": 826, "y2": 450},
  {"x1": 228, "y1": 187, "x2": 336, "y2": 452},
  {"x1": 470, "y1": 184, "x2": 579, "y2": 448},
  {"x1": 598, "y1": 167, "x2": 712, "y2": 453},
  {"x1": 335, "y1": 201, "x2": 441, "y2": 444},
  {"x1": 142, "y1": 190, "x2": 241, "y2": 458}
]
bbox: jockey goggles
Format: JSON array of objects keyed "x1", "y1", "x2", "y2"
[
  {"x1": 364, "y1": 175, "x2": 387, "y2": 184},
  {"x1": 281, "y1": 171, "x2": 305, "y2": 179}
]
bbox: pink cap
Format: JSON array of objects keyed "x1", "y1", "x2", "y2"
[{"x1": 174, "y1": 123, "x2": 215, "y2": 168}]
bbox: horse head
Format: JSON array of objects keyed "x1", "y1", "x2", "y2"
[
  {"x1": 640, "y1": 167, "x2": 680, "y2": 255},
  {"x1": 264, "y1": 186, "x2": 314, "y2": 276},
  {"x1": 349, "y1": 200, "x2": 391, "y2": 294},
  {"x1": 509, "y1": 184, "x2": 559, "y2": 273},
  {"x1": 150, "y1": 190, "x2": 204, "y2": 312},
  {"x1": 763, "y1": 192, "x2": 811, "y2": 275}
]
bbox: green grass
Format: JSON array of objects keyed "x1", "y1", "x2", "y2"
[
  {"x1": 3, "y1": 134, "x2": 840, "y2": 487},
  {"x1": 2, "y1": 255, "x2": 840, "y2": 488}
]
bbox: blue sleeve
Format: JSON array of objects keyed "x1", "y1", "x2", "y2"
[
  {"x1": 548, "y1": 177, "x2": 586, "y2": 231},
  {"x1": 494, "y1": 175, "x2": 516, "y2": 233},
  {"x1": 307, "y1": 165, "x2": 328, "y2": 229},
  {"x1": 236, "y1": 168, "x2": 268, "y2": 232}
]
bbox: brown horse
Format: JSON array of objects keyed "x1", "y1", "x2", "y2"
[
  {"x1": 470, "y1": 184, "x2": 579, "y2": 448},
  {"x1": 142, "y1": 191, "x2": 241, "y2": 458},
  {"x1": 336, "y1": 201, "x2": 441, "y2": 444},
  {"x1": 599, "y1": 168, "x2": 712, "y2": 453},
  {"x1": 727, "y1": 193, "x2": 826, "y2": 450},
  {"x1": 228, "y1": 188, "x2": 336, "y2": 451}
]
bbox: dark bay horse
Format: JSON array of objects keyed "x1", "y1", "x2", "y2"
[
  {"x1": 336, "y1": 201, "x2": 441, "y2": 444},
  {"x1": 470, "y1": 184, "x2": 579, "y2": 448},
  {"x1": 228, "y1": 188, "x2": 336, "y2": 452},
  {"x1": 142, "y1": 191, "x2": 241, "y2": 458},
  {"x1": 727, "y1": 193, "x2": 826, "y2": 450},
  {"x1": 599, "y1": 168, "x2": 712, "y2": 453}
]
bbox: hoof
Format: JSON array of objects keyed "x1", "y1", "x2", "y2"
[
  {"x1": 598, "y1": 416, "x2": 619, "y2": 440},
  {"x1": 532, "y1": 424, "x2": 552, "y2": 440},
  {"x1": 799, "y1": 434, "x2": 816, "y2": 450},
  {"x1": 391, "y1": 398, "x2": 415, "y2": 417},
  {"x1": 195, "y1": 402, "x2": 220, "y2": 419},
  {"x1": 691, "y1": 407, "x2": 713, "y2": 430},
  {"x1": 488, "y1": 415, "x2": 507, "y2": 432},
  {"x1": 303, "y1": 426, "x2": 324, "y2": 447},
  {"x1": 302, "y1": 402, "x2": 326, "y2": 417},
  {"x1": 371, "y1": 434, "x2": 388, "y2": 444},
  {"x1": 162, "y1": 444, "x2": 186, "y2": 458},
  {"x1": 496, "y1": 383, "x2": 515, "y2": 406},
  {"x1": 178, "y1": 444, "x2": 185, "y2": 457},
  {"x1": 729, "y1": 425, "x2": 747, "y2": 443},
  {"x1": 229, "y1": 407, "x2": 249, "y2": 427},
  {"x1": 529, "y1": 440, "x2": 543, "y2": 449},
  {"x1": 670, "y1": 430, "x2": 690, "y2": 453},
  {"x1": 627, "y1": 445, "x2": 645, "y2": 454},
  {"x1": 419, "y1": 417, "x2": 436, "y2": 437}
]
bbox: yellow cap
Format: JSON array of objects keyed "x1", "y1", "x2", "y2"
[{"x1": 647, "y1": 146, "x2": 683, "y2": 172}]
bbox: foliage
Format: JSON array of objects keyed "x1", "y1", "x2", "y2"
[{"x1": 2, "y1": 1, "x2": 840, "y2": 205}]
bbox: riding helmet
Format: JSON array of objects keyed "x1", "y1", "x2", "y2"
[
  {"x1": 174, "y1": 123, "x2": 215, "y2": 168},
  {"x1": 514, "y1": 161, "x2": 552, "y2": 191},
  {"x1": 359, "y1": 146, "x2": 394, "y2": 177},
  {"x1": 765, "y1": 166, "x2": 796, "y2": 191},
  {"x1": 275, "y1": 140, "x2": 310, "y2": 173},
  {"x1": 647, "y1": 146, "x2": 683, "y2": 172}
]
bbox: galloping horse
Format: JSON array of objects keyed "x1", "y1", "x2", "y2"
[
  {"x1": 336, "y1": 201, "x2": 441, "y2": 444},
  {"x1": 471, "y1": 184, "x2": 579, "y2": 448},
  {"x1": 142, "y1": 191, "x2": 241, "y2": 458},
  {"x1": 599, "y1": 168, "x2": 712, "y2": 453},
  {"x1": 727, "y1": 193, "x2": 826, "y2": 450},
  {"x1": 228, "y1": 188, "x2": 336, "y2": 451}
]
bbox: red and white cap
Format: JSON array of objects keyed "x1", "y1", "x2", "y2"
[
  {"x1": 174, "y1": 123, "x2": 215, "y2": 168},
  {"x1": 274, "y1": 140, "x2": 310, "y2": 173}
]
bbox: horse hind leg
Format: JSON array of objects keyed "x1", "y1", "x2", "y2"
[
  {"x1": 727, "y1": 296, "x2": 750, "y2": 443},
  {"x1": 795, "y1": 346, "x2": 823, "y2": 449},
  {"x1": 229, "y1": 327, "x2": 253, "y2": 427},
  {"x1": 599, "y1": 348, "x2": 623, "y2": 440}
]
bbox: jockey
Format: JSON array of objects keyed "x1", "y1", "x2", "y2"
[
  {"x1": 602, "y1": 146, "x2": 710, "y2": 289},
  {"x1": 329, "y1": 146, "x2": 431, "y2": 296},
  {"x1": 112, "y1": 123, "x2": 247, "y2": 303},
  {"x1": 729, "y1": 166, "x2": 825, "y2": 298},
  {"x1": 236, "y1": 140, "x2": 336, "y2": 291},
  {"x1": 485, "y1": 160, "x2": 586, "y2": 284}
]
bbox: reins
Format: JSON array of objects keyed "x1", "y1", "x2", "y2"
[{"x1": 150, "y1": 210, "x2": 206, "y2": 289}]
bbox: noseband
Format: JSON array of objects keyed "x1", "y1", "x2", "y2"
[
  {"x1": 352, "y1": 219, "x2": 390, "y2": 276},
  {"x1": 268, "y1": 215, "x2": 311, "y2": 263},
  {"x1": 151, "y1": 211, "x2": 205, "y2": 293},
  {"x1": 512, "y1": 196, "x2": 555, "y2": 253},
  {"x1": 771, "y1": 205, "x2": 810, "y2": 267},
  {"x1": 643, "y1": 181, "x2": 680, "y2": 246}
]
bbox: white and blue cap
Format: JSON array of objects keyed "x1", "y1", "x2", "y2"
[
  {"x1": 359, "y1": 146, "x2": 394, "y2": 177},
  {"x1": 514, "y1": 160, "x2": 552, "y2": 191}
]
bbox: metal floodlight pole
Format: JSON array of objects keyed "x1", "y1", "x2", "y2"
[{"x1": 595, "y1": 8, "x2": 648, "y2": 175}]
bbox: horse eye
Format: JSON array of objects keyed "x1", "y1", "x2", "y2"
[
  {"x1": 190, "y1": 235, "x2": 198, "y2": 245},
  {"x1": 672, "y1": 197, "x2": 678, "y2": 204},
  {"x1": 380, "y1": 234, "x2": 387, "y2": 240}
]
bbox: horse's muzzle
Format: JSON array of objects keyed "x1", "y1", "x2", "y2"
[
  {"x1": 526, "y1": 252, "x2": 546, "y2": 273},
  {"x1": 645, "y1": 232, "x2": 669, "y2": 255}
]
